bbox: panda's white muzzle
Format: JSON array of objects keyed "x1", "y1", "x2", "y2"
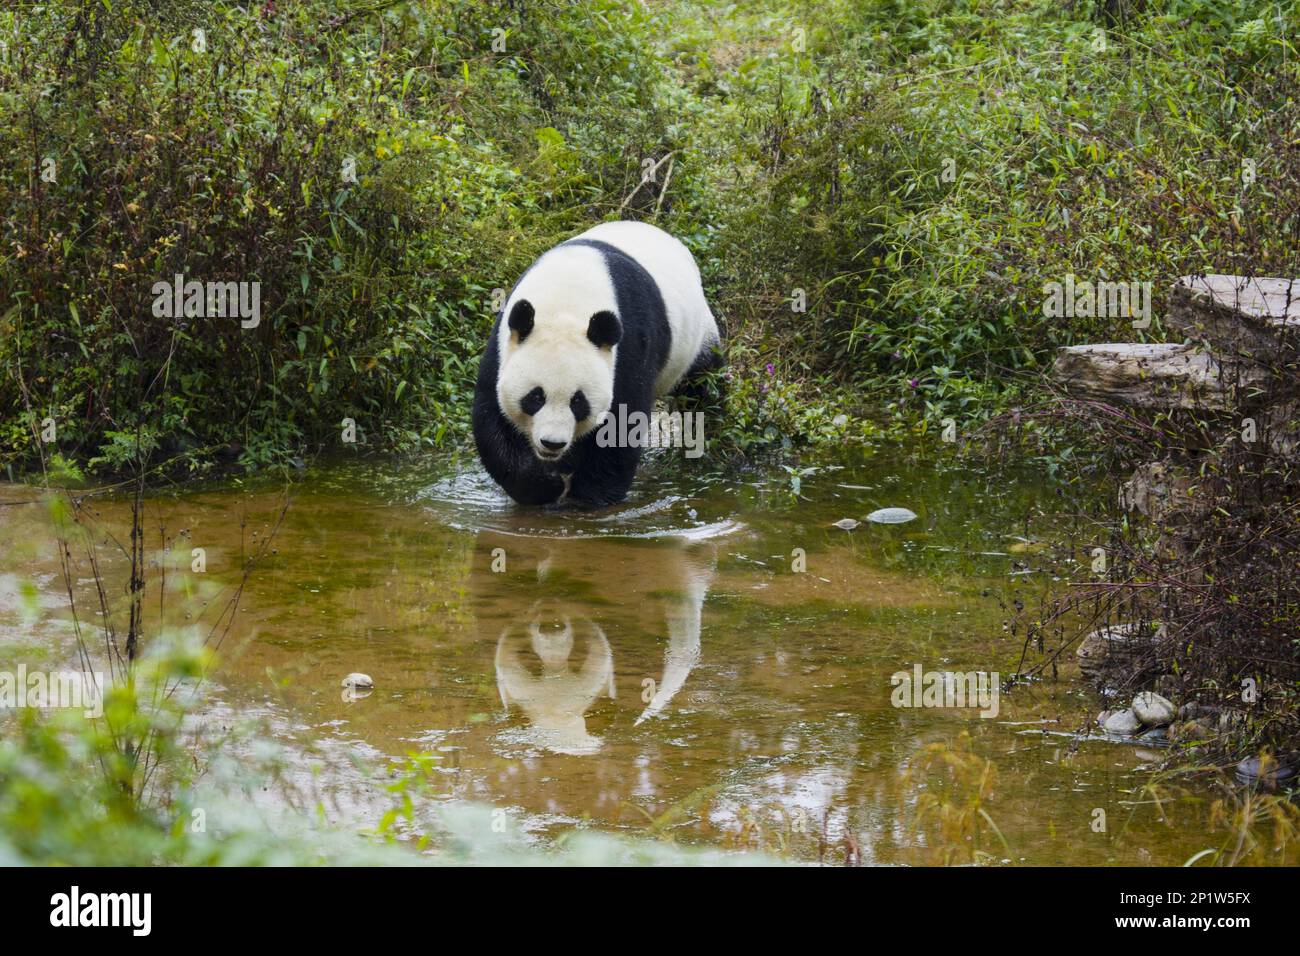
[{"x1": 531, "y1": 406, "x2": 574, "y2": 461}]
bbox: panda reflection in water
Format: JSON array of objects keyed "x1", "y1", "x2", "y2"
[
  {"x1": 476, "y1": 530, "x2": 716, "y2": 756},
  {"x1": 472, "y1": 221, "x2": 722, "y2": 507}
]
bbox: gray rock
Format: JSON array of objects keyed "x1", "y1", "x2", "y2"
[
  {"x1": 1235, "y1": 756, "x2": 1297, "y2": 788},
  {"x1": 1132, "y1": 691, "x2": 1176, "y2": 727},
  {"x1": 1103, "y1": 709, "x2": 1142, "y2": 735},
  {"x1": 866, "y1": 507, "x2": 917, "y2": 525},
  {"x1": 341, "y1": 672, "x2": 374, "y2": 690},
  {"x1": 1138, "y1": 726, "x2": 1168, "y2": 744},
  {"x1": 1076, "y1": 622, "x2": 1163, "y2": 683},
  {"x1": 1119, "y1": 461, "x2": 1197, "y2": 521},
  {"x1": 831, "y1": 518, "x2": 860, "y2": 531}
]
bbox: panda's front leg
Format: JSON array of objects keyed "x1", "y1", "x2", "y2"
[
  {"x1": 504, "y1": 466, "x2": 568, "y2": 506},
  {"x1": 564, "y1": 439, "x2": 641, "y2": 508},
  {"x1": 490, "y1": 436, "x2": 568, "y2": 505}
]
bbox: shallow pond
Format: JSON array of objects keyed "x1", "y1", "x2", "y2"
[{"x1": 0, "y1": 445, "x2": 1284, "y2": 865}]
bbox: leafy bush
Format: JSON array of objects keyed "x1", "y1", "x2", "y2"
[
  {"x1": 2, "y1": 0, "x2": 1298, "y2": 460},
  {"x1": 0, "y1": 0, "x2": 677, "y2": 472}
]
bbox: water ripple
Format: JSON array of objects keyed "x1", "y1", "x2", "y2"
[{"x1": 417, "y1": 465, "x2": 743, "y2": 541}]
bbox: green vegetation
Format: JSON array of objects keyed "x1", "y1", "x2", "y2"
[
  {"x1": 0, "y1": 705, "x2": 779, "y2": 865},
  {"x1": 3, "y1": 0, "x2": 1297, "y2": 470}
]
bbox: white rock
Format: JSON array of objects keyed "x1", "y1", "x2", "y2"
[
  {"x1": 866, "y1": 507, "x2": 917, "y2": 524},
  {"x1": 1103, "y1": 709, "x2": 1142, "y2": 735},
  {"x1": 1131, "y1": 691, "x2": 1175, "y2": 727},
  {"x1": 341, "y1": 672, "x2": 374, "y2": 690},
  {"x1": 832, "y1": 518, "x2": 860, "y2": 531}
]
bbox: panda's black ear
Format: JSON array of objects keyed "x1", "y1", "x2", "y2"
[
  {"x1": 507, "y1": 300, "x2": 535, "y2": 342},
  {"x1": 587, "y1": 310, "x2": 622, "y2": 349}
]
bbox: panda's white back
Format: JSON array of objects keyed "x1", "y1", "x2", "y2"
[{"x1": 576, "y1": 221, "x2": 719, "y2": 397}]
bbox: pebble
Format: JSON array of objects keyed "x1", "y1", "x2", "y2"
[
  {"x1": 867, "y1": 507, "x2": 917, "y2": 524},
  {"x1": 831, "y1": 518, "x2": 860, "y2": 531},
  {"x1": 341, "y1": 673, "x2": 374, "y2": 690}
]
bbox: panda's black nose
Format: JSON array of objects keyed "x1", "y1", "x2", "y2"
[{"x1": 540, "y1": 438, "x2": 567, "y2": 452}]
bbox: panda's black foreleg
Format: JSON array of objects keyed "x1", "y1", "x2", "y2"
[
  {"x1": 501, "y1": 461, "x2": 568, "y2": 506},
  {"x1": 562, "y1": 435, "x2": 641, "y2": 507},
  {"x1": 474, "y1": 410, "x2": 568, "y2": 505}
]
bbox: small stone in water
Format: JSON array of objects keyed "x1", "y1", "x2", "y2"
[
  {"x1": 341, "y1": 673, "x2": 373, "y2": 690},
  {"x1": 1103, "y1": 709, "x2": 1142, "y2": 736},
  {"x1": 1235, "y1": 756, "x2": 1297, "y2": 787},
  {"x1": 866, "y1": 507, "x2": 918, "y2": 525},
  {"x1": 1131, "y1": 691, "x2": 1176, "y2": 727},
  {"x1": 832, "y1": 518, "x2": 860, "y2": 531}
]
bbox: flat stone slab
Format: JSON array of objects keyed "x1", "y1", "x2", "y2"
[
  {"x1": 1053, "y1": 342, "x2": 1264, "y2": 410},
  {"x1": 1178, "y1": 274, "x2": 1300, "y2": 323},
  {"x1": 1169, "y1": 274, "x2": 1300, "y2": 360}
]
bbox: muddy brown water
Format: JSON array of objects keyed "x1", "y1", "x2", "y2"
[{"x1": 0, "y1": 447, "x2": 1287, "y2": 865}]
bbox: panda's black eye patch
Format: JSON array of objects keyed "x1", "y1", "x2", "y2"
[
  {"x1": 520, "y1": 386, "x2": 545, "y2": 416},
  {"x1": 570, "y1": 390, "x2": 590, "y2": 421}
]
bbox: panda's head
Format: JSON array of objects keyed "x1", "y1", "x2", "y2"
[{"x1": 497, "y1": 298, "x2": 622, "y2": 463}]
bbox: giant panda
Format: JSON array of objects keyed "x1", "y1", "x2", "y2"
[{"x1": 472, "y1": 221, "x2": 721, "y2": 507}]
